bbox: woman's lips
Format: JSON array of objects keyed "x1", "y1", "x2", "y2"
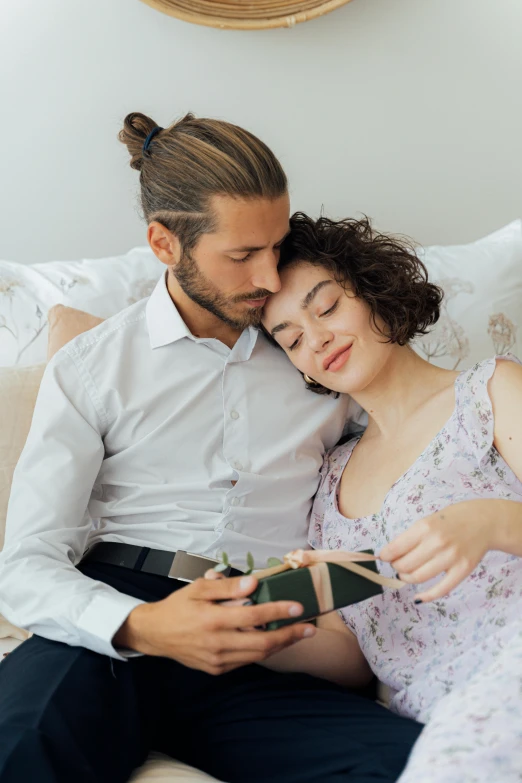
[{"x1": 324, "y1": 345, "x2": 352, "y2": 372}]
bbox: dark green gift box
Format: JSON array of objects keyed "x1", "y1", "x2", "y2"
[{"x1": 250, "y1": 554, "x2": 382, "y2": 631}]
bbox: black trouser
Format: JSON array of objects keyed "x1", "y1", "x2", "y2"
[{"x1": 0, "y1": 562, "x2": 422, "y2": 783}]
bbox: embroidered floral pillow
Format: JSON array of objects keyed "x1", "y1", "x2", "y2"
[
  {"x1": 413, "y1": 220, "x2": 522, "y2": 370},
  {"x1": 0, "y1": 247, "x2": 162, "y2": 366}
]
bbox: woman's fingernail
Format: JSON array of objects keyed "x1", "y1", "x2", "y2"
[
  {"x1": 240, "y1": 577, "x2": 255, "y2": 591},
  {"x1": 303, "y1": 627, "x2": 315, "y2": 637},
  {"x1": 288, "y1": 604, "x2": 303, "y2": 617},
  {"x1": 414, "y1": 599, "x2": 423, "y2": 605}
]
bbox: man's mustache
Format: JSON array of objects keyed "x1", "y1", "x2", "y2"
[{"x1": 233, "y1": 290, "x2": 272, "y2": 303}]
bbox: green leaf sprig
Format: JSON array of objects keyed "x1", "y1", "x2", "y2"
[{"x1": 215, "y1": 552, "x2": 283, "y2": 575}]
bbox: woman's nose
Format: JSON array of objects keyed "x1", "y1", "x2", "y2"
[{"x1": 309, "y1": 330, "x2": 333, "y2": 352}]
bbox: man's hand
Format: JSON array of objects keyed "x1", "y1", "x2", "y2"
[
  {"x1": 113, "y1": 574, "x2": 315, "y2": 674},
  {"x1": 379, "y1": 501, "x2": 494, "y2": 602}
]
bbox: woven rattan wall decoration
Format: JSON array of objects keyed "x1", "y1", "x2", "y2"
[{"x1": 139, "y1": 0, "x2": 354, "y2": 30}]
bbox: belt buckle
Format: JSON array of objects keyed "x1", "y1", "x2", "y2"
[{"x1": 168, "y1": 550, "x2": 231, "y2": 582}]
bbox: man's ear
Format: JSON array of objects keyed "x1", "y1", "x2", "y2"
[{"x1": 148, "y1": 222, "x2": 181, "y2": 268}]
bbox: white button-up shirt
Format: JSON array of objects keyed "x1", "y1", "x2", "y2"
[{"x1": 0, "y1": 275, "x2": 362, "y2": 659}]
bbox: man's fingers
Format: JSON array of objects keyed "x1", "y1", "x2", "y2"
[
  {"x1": 219, "y1": 599, "x2": 305, "y2": 630},
  {"x1": 190, "y1": 574, "x2": 258, "y2": 601},
  {"x1": 213, "y1": 624, "x2": 316, "y2": 656},
  {"x1": 204, "y1": 568, "x2": 224, "y2": 581},
  {"x1": 193, "y1": 624, "x2": 315, "y2": 674},
  {"x1": 208, "y1": 647, "x2": 285, "y2": 672}
]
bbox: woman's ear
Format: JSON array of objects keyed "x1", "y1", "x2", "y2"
[{"x1": 147, "y1": 221, "x2": 181, "y2": 268}]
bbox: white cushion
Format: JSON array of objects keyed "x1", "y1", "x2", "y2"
[
  {"x1": 0, "y1": 247, "x2": 162, "y2": 367},
  {"x1": 2, "y1": 222, "x2": 520, "y2": 370},
  {"x1": 413, "y1": 220, "x2": 522, "y2": 369}
]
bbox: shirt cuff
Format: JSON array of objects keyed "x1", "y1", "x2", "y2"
[{"x1": 76, "y1": 590, "x2": 146, "y2": 661}]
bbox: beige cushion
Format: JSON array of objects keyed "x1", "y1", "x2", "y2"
[
  {"x1": 47, "y1": 303, "x2": 103, "y2": 359},
  {"x1": 130, "y1": 753, "x2": 222, "y2": 782},
  {"x1": 0, "y1": 364, "x2": 45, "y2": 640},
  {"x1": 0, "y1": 364, "x2": 45, "y2": 550},
  {"x1": 0, "y1": 304, "x2": 104, "y2": 638},
  {"x1": 0, "y1": 300, "x2": 99, "y2": 551}
]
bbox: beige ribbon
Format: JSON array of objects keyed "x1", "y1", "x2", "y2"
[
  {"x1": 309, "y1": 562, "x2": 335, "y2": 613},
  {"x1": 254, "y1": 548, "x2": 406, "y2": 591}
]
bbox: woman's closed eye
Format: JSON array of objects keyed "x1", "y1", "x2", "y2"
[
  {"x1": 285, "y1": 300, "x2": 340, "y2": 352},
  {"x1": 321, "y1": 300, "x2": 339, "y2": 318}
]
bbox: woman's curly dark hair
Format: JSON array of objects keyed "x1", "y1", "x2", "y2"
[{"x1": 275, "y1": 213, "x2": 444, "y2": 394}]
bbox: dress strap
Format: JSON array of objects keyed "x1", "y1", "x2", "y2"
[
  {"x1": 309, "y1": 438, "x2": 360, "y2": 549},
  {"x1": 455, "y1": 353, "x2": 521, "y2": 463}
]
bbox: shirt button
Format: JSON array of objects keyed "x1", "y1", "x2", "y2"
[
  {"x1": 233, "y1": 460, "x2": 243, "y2": 471},
  {"x1": 230, "y1": 410, "x2": 239, "y2": 420},
  {"x1": 225, "y1": 522, "x2": 234, "y2": 530},
  {"x1": 230, "y1": 497, "x2": 240, "y2": 507}
]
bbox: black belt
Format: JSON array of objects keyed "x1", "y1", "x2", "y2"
[{"x1": 82, "y1": 542, "x2": 242, "y2": 582}]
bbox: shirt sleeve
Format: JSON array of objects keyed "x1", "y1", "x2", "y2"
[
  {"x1": 0, "y1": 348, "x2": 145, "y2": 660},
  {"x1": 344, "y1": 397, "x2": 368, "y2": 437},
  {"x1": 307, "y1": 451, "x2": 333, "y2": 550}
]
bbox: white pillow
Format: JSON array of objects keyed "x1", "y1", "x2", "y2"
[
  {"x1": 0, "y1": 247, "x2": 162, "y2": 366},
  {"x1": 413, "y1": 220, "x2": 522, "y2": 369}
]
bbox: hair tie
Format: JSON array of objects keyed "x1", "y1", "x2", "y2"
[{"x1": 143, "y1": 126, "x2": 163, "y2": 154}]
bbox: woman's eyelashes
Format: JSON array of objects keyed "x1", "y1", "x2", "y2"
[
  {"x1": 287, "y1": 299, "x2": 340, "y2": 352},
  {"x1": 321, "y1": 300, "x2": 339, "y2": 317}
]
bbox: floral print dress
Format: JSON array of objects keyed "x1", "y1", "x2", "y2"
[{"x1": 310, "y1": 356, "x2": 522, "y2": 783}]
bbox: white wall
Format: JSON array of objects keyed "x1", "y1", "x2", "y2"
[{"x1": 1, "y1": 0, "x2": 521, "y2": 263}]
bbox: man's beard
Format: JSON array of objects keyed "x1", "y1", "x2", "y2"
[{"x1": 173, "y1": 253, "x2": 271, "y2": 330}]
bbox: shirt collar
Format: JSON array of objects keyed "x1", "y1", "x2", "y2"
[
  {"x1": 145, "y1": 271, "x2": 260, "y2": 358},
  {"x1": 146, "y1": 272, "x2": 193, "y2": 349}
]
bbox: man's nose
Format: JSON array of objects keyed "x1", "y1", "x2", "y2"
[{"x1": 251, "y1": 257, "x2": 281, "y2": 294}]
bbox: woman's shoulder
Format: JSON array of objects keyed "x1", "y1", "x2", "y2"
[
  {"x1": 457, "y1": 353, "x2": 521, "y2": 392},
  {"x1": 455, "y1": 353, "x2": 522, "y2": 461},
  {"x1": 487, "y1": 354, "x2": 522, "y2": 397}
]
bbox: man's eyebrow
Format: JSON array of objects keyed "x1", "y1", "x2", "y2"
[
  {"x1": 270, "y1": 280, "x2": 333, "y2": 337},
  {"x1": 224, "y1": 229, "x2": 291, "y2": 254}
]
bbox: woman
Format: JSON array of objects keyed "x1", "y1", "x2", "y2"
[{"x1": 260, "y1": 213, "x2": 522, "y2": 783}]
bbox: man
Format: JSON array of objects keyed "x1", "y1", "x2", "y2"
[{"x1": 0, "y1": 112, "x2": 421, "y2": 782}]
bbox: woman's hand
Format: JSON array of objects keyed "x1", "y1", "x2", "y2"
[{"x1": 379, "y1": 500, "x2": 495, "y2": 602}]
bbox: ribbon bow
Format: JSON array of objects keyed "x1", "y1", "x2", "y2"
[{"x1": 254, "y1": 548, "x2": 405, "y2": 590}]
